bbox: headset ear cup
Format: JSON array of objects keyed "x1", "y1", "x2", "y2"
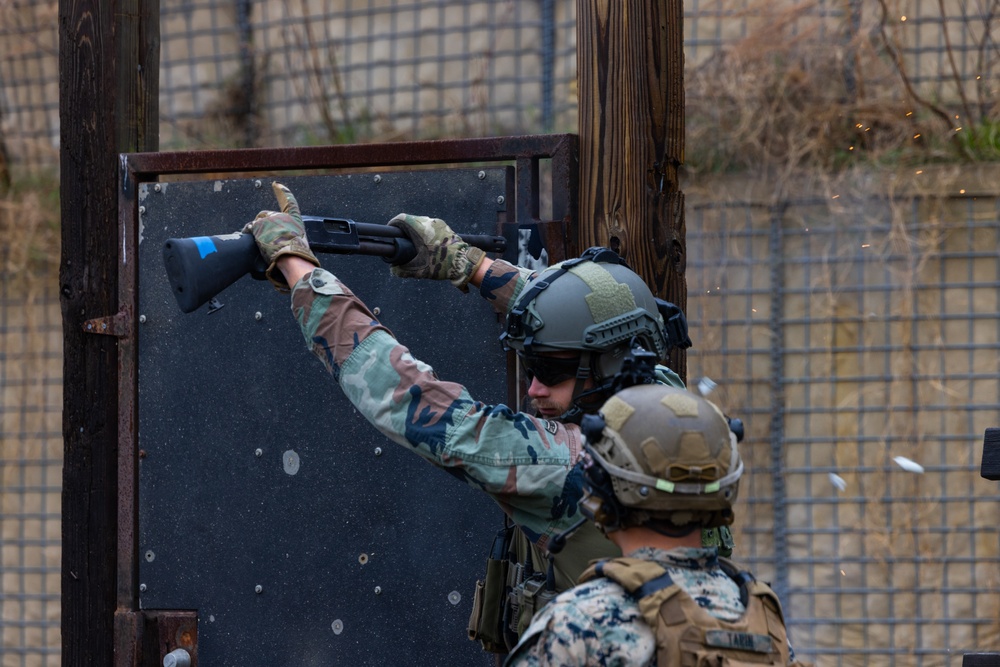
[
  {"x1": 580, "y1": 491, "x2": 615, "y2": 528},
  {"x1": 581, "y1": 414, "x2": 606, "y2": 443},
  {"x1": 581, "y1": 460, "x2": 625, "y2": 530}
]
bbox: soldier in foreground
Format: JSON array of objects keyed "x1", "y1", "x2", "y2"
[
  {"x1": 242, "y1": 183, "x2": 701, "y2": 651},
  {"x1": 505, "y1": 383, "x2": 807, "y2": 667}
]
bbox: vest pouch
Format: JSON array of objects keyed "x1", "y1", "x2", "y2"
[
  {"x1": 512, "y1": 573, "x2": 558, "y2": 638},
  {"x1": 467, "y1": 578, "x2": 486, "y2": 640},
  {"x1": 468, "y1": 526, "x2": 514, "y2": 653}
]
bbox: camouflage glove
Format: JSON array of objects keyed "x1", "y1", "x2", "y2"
[
  {"x1": 387, "y1": 213, "x2": 486, "y2": 293},
  {"x1": 241, "y1": 182, "x2": 320, "y2": 291}
]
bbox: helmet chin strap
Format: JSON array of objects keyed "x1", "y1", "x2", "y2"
[
  {"x1": 556, "y1": 352, "x2": 612, "y2": 424},
  {"x1": 556, "y1": 404, "x2": 585, "y2": 425}
]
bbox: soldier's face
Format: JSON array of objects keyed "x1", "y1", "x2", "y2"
[
  {"x1": 527, "y1": 373, "x2": 577, "y2": 419},
  {"x1": 523, "y1": 351, "x2": 591, "y2": 419}
]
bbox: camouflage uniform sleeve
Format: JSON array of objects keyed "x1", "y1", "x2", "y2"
[
  {"x1": 504, "y1": 580, "x2": 655, "y2": 667},
  {"x1": 478, "y1": 258, "x2": 535, "y2": 315},
  {"x1": 290, "y1": 268, "x2": 587, "y2": 547}
]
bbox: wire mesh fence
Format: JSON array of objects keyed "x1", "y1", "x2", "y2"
[
  {"x1": 0, "y1": 262, "x2": 61, "y2": 667},
  {"x1": 4, "y1": 0, "x2": 996, "y2": 169},
  {"x1": 1, "y1": 0, "x2": 998, "y2": 665},
  {"x1": 685, "y1": 170, "x2": 1000, "y2": 664}
]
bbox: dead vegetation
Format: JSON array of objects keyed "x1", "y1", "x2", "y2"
[
  {"x1": 684, "y1": 0, "x2": 999, "y2": 180},
  {"x1": 0, "y1": 169, "x2": 60, "y2": 288}
]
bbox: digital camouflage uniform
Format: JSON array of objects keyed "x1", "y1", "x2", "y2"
[
  {"x1": 504, "y1": 546, "x2": 744, "y2": 667},
  {"x1": 289, "y1": 260, "x2": 684, "y2": 549}
]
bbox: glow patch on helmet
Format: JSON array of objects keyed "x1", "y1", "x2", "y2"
[
  {"x1": 704, "y1": 481, "x2": 721, "y2": 493},
  {"x1": 661, "y1": 392, "x2": 700, "y2": 418},
  {"x1": 600, "y1": 396, "x2": 635, "y2": 432},
  {"x1": 655, "y1": 479, "x2": 675, "y2": 492},
  {"x1": 568, "y1": 263, "x2": 636, "y2": 323}
]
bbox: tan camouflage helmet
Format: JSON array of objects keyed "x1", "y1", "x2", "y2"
[{"x1": 581, "y1": 384, "x2": 743, "y2": 530}]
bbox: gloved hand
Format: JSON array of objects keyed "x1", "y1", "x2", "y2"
[
  {"x1": 387, "y1": 214, "x2": 486, "y2": 292},
  {"x1": 242, "y1": 182, "x2": 320, "y2": 291}
]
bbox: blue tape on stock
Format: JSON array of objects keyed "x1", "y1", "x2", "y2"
[{"x1": 192, "y1": 236, "x2": 218, "y2": 259}]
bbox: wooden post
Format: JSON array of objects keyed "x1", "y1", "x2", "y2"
[
  {"x1": 59, "y1": 0, "x2": 158, "y2": 664},
  {"x1": 576, "y1": 0, "x2": 687, "y2": 380}
]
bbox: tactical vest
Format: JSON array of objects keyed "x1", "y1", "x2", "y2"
[
  {"x1": 467, "y1": 523, "x2": 736, "y2": 654},
  {"x1": 467, "y1": 519, "x2": 620, "y2": 653},
  {"x1": 579, "y1": 556, "x2": 791, "y2": 667}
]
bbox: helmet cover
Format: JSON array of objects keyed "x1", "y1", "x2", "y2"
[
  {"x1": 504, "y1": 255, "x2": 670, "y2": 380},
  {"x1": 583, "y1": 384, "x2": 743, "y2": 529}
]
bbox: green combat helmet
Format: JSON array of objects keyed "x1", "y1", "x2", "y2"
[
  {"x1": 578, "y1": 384, "x2": 743, "y2": 535},
  {"x1": 502, "y1": 247, "x2": 691, "y2": 422}
]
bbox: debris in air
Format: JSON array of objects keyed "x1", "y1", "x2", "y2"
[
  {"x1": 893, "y1": 456, "x2": 925, "y2": 474},
  {"x1": 828, "y1": 473, "x2": 847, "y2": 492},
  {"x1": 697, "y1": 377, "x2": 717, "y2": 397}
]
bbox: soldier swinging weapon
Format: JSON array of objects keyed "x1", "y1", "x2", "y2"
[{"x1": 162, "y1": 215, "x2": 505, "y2": 313}]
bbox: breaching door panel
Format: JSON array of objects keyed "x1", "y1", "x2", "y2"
[{"x1": 137, "y1": 169, "x2": 513, "y2": 666}]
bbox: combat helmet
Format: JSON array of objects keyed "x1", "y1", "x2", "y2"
[
  {"x1": 578, "y1": 384, "x2": 743, "y2": 534},
  {"x1": 502, "y1": 247, "x2": 691, "y2": 420}
]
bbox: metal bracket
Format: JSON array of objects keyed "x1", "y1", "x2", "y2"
[
  {"x1": 83, "y1": 309, "x2": 132, "y2": 338},
  {"x1": 112, "y1": 608, "x2": 198, "y2": 667},
  {"x1": 150, "y1": 611, "x2": 198, "y2": 667}
]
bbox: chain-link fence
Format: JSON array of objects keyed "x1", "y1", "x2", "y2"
[
  {"x1": 3, "y1": 0, "x2": 996, "y2": 169},
  {"x1": 685, "y1": 168, "x2": 1000, "y2": 664},
  {"x1": 1, "y1": 238, "x2": 61, "y2": 666},
  {"x1": 1, "y1": 1, "x2": 999, "y2": 665}
]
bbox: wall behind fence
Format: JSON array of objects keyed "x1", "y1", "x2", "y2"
[
  {"x1": 156, "y1": 0, "x2": 579, "y2": 149},
  {"x1": 1, "y1": 203, "x2": 61, "y2": 667},
  {"x1": 0, "y1": 1, "x2": 998, "y2": 665},
  {"x1": 684, "y1": 166, "x2": 1000, "y2": 664},
  {"x1": 2, "y1": 0, "x2": 995, "y2": 168}
]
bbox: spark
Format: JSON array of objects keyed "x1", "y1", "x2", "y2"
[
  {"x1": 861, "y1": 243, "x2": 870, "y2": 248},
  {"x1": 960, "y1": 189, "x2": 966, "y2": 194},
  {"x1": 841, "y1": 570, "x2": 847, "y2": 576},
  {"x1": 954, "y1": 127, "x2": 962, "y2": 132},
  {"x1": 832, "y1": 194, "x2": 840, "y2": 199},
  {"x1": 913, "y1": 133, "x2": 922, "y2": 139},
  {"x1": 905, "y1": 111, "x2": 913, "y2": 117},
  {"x1": 849, "y1": 146, "x2": 855, "y2": 151},
  {"x1": 916, "y1": 170, "x2": 923, "y2": 174},
  {"x1": 901, "y1": 15, "x2": 907, "y2": 21}
]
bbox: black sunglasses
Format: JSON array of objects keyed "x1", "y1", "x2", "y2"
[{"x1": 518, "y1": 353, "x2": 581, "y2": 386}]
